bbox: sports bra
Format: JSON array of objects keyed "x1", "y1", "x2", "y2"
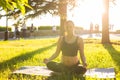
[{"x1": 61, "y1": 36, "x2": 79, "y2": 56}]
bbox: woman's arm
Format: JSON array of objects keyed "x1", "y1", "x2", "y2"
[
  {"x1": 78, "y1": 37, "x2": 87, "y2": 67},
  {"x1": 44, "y1": 36, "x2": 63, "y2": 64}
]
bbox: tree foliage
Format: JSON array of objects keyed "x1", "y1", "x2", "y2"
[
  {"x1": 0, "y1": 0, "x2": 32, "y2": 15},
  {"x1": 0, "y1": 0, "x2": 77, "y2": 19},
  {"x1": 25, "y1": 0, "x2": 59, "y2": 19}
]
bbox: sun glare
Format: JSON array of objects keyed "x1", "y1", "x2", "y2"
[{"x1": 68, "y1": 0, "x2": 103, "y2": 30}]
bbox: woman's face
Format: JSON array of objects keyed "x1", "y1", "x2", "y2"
[{"x1": 65, "y1": 21, "x2": 74, "y2": 34}]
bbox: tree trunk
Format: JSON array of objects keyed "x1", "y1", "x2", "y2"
[
  {"x1": 102, "y1": 0, "x2": 110, "y2": 43},
  {"x1": 59, "y1": 0, "x2": 67, "y2": 36}
]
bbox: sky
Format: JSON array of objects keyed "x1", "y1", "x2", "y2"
[{"x1": 0, "y1": 0, "x2": 120, "y2": 31}]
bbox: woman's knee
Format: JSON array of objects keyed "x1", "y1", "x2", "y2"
[
  {"x1": 46, "y1": 61, "x2": 63, "y2": 72},
  {"x1": 46, "y1": 61, "x2": 56, "y2": 69},
  {"x1": 73, "y1": 65, "x2": 87, "y2": 74}
]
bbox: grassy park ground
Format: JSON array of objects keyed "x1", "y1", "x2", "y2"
[{"x1": 0, "y1": 37, "x2": 120, "y2": 80}]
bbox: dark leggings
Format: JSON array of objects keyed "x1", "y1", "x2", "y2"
[{"x1": 46, "y1": 61, "x2": 87, "y2": 74}]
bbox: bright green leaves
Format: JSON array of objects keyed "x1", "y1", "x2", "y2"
[{"x1": 0, "y1": 0, "x2": 32, "y2": 15}]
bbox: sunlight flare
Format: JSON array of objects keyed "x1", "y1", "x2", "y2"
[{"x1": 68, "y1": 0, "x2": 103, "y2": 29}]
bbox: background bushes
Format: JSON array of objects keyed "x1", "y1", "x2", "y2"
[
  {"x1": 0, "y1": 26, "x2": 11, "y2": 31},
  {"x1": 38, "y1": 26, "x2": 60, "y2": 30},
  {"x1": 27, "y1": 26, "x2": 60, "y2": 30}
]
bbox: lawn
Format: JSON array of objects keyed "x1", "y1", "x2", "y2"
[{"x1": 0, "y1": 38, "x2": 120, "y2": 80}]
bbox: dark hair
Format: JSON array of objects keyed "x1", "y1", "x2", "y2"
[{"x1": 66, "y1": 20, "x2": 74, "y2": 27}]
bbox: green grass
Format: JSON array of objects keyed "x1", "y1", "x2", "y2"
[{"x1": 0, "y1": 38, "x2": 120, "y2": 80}]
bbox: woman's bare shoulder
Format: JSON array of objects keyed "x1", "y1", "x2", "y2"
[
  {"x1": 77, "y1": 36, "x2": 83, "y2": 40},
  {"x1": 77, "y1": 36, "x2": 83, "y2": 43}
]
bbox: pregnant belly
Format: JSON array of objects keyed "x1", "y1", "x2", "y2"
[{"x1": 61, "y1": 56, "x2": 79, "y2": 66}]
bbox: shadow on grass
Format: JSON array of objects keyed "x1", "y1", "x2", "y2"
[
  {"x1": 46, "y1": 73, "x2": 85, "y2": 80},
  {"x1": 103, "y1": 43, "x2": 120, "y2": 70},
  {"x1": 0, "y1": 43, "x2": 56, "y2": 71},
  {"x1": 10, "y1": 73, "x2": 85, "y2": 80}
]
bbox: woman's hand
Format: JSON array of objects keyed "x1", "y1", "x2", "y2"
[
  {"x1": 83, "y1": 62, "x2": 87, "y2": 68},
  {"x1": 43, "y1": 58, "x2": 49, "y2": 64}
]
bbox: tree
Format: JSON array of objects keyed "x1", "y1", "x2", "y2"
[
  {"x1": 59, "y1": 0, "x2": 67, "y2": 35},
  {"x1": 102, "y1": 0, "x2": 117, "y2": 43},
  {"x1": 102, "y1": 0, "x2": 110, "y2": 43}
]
